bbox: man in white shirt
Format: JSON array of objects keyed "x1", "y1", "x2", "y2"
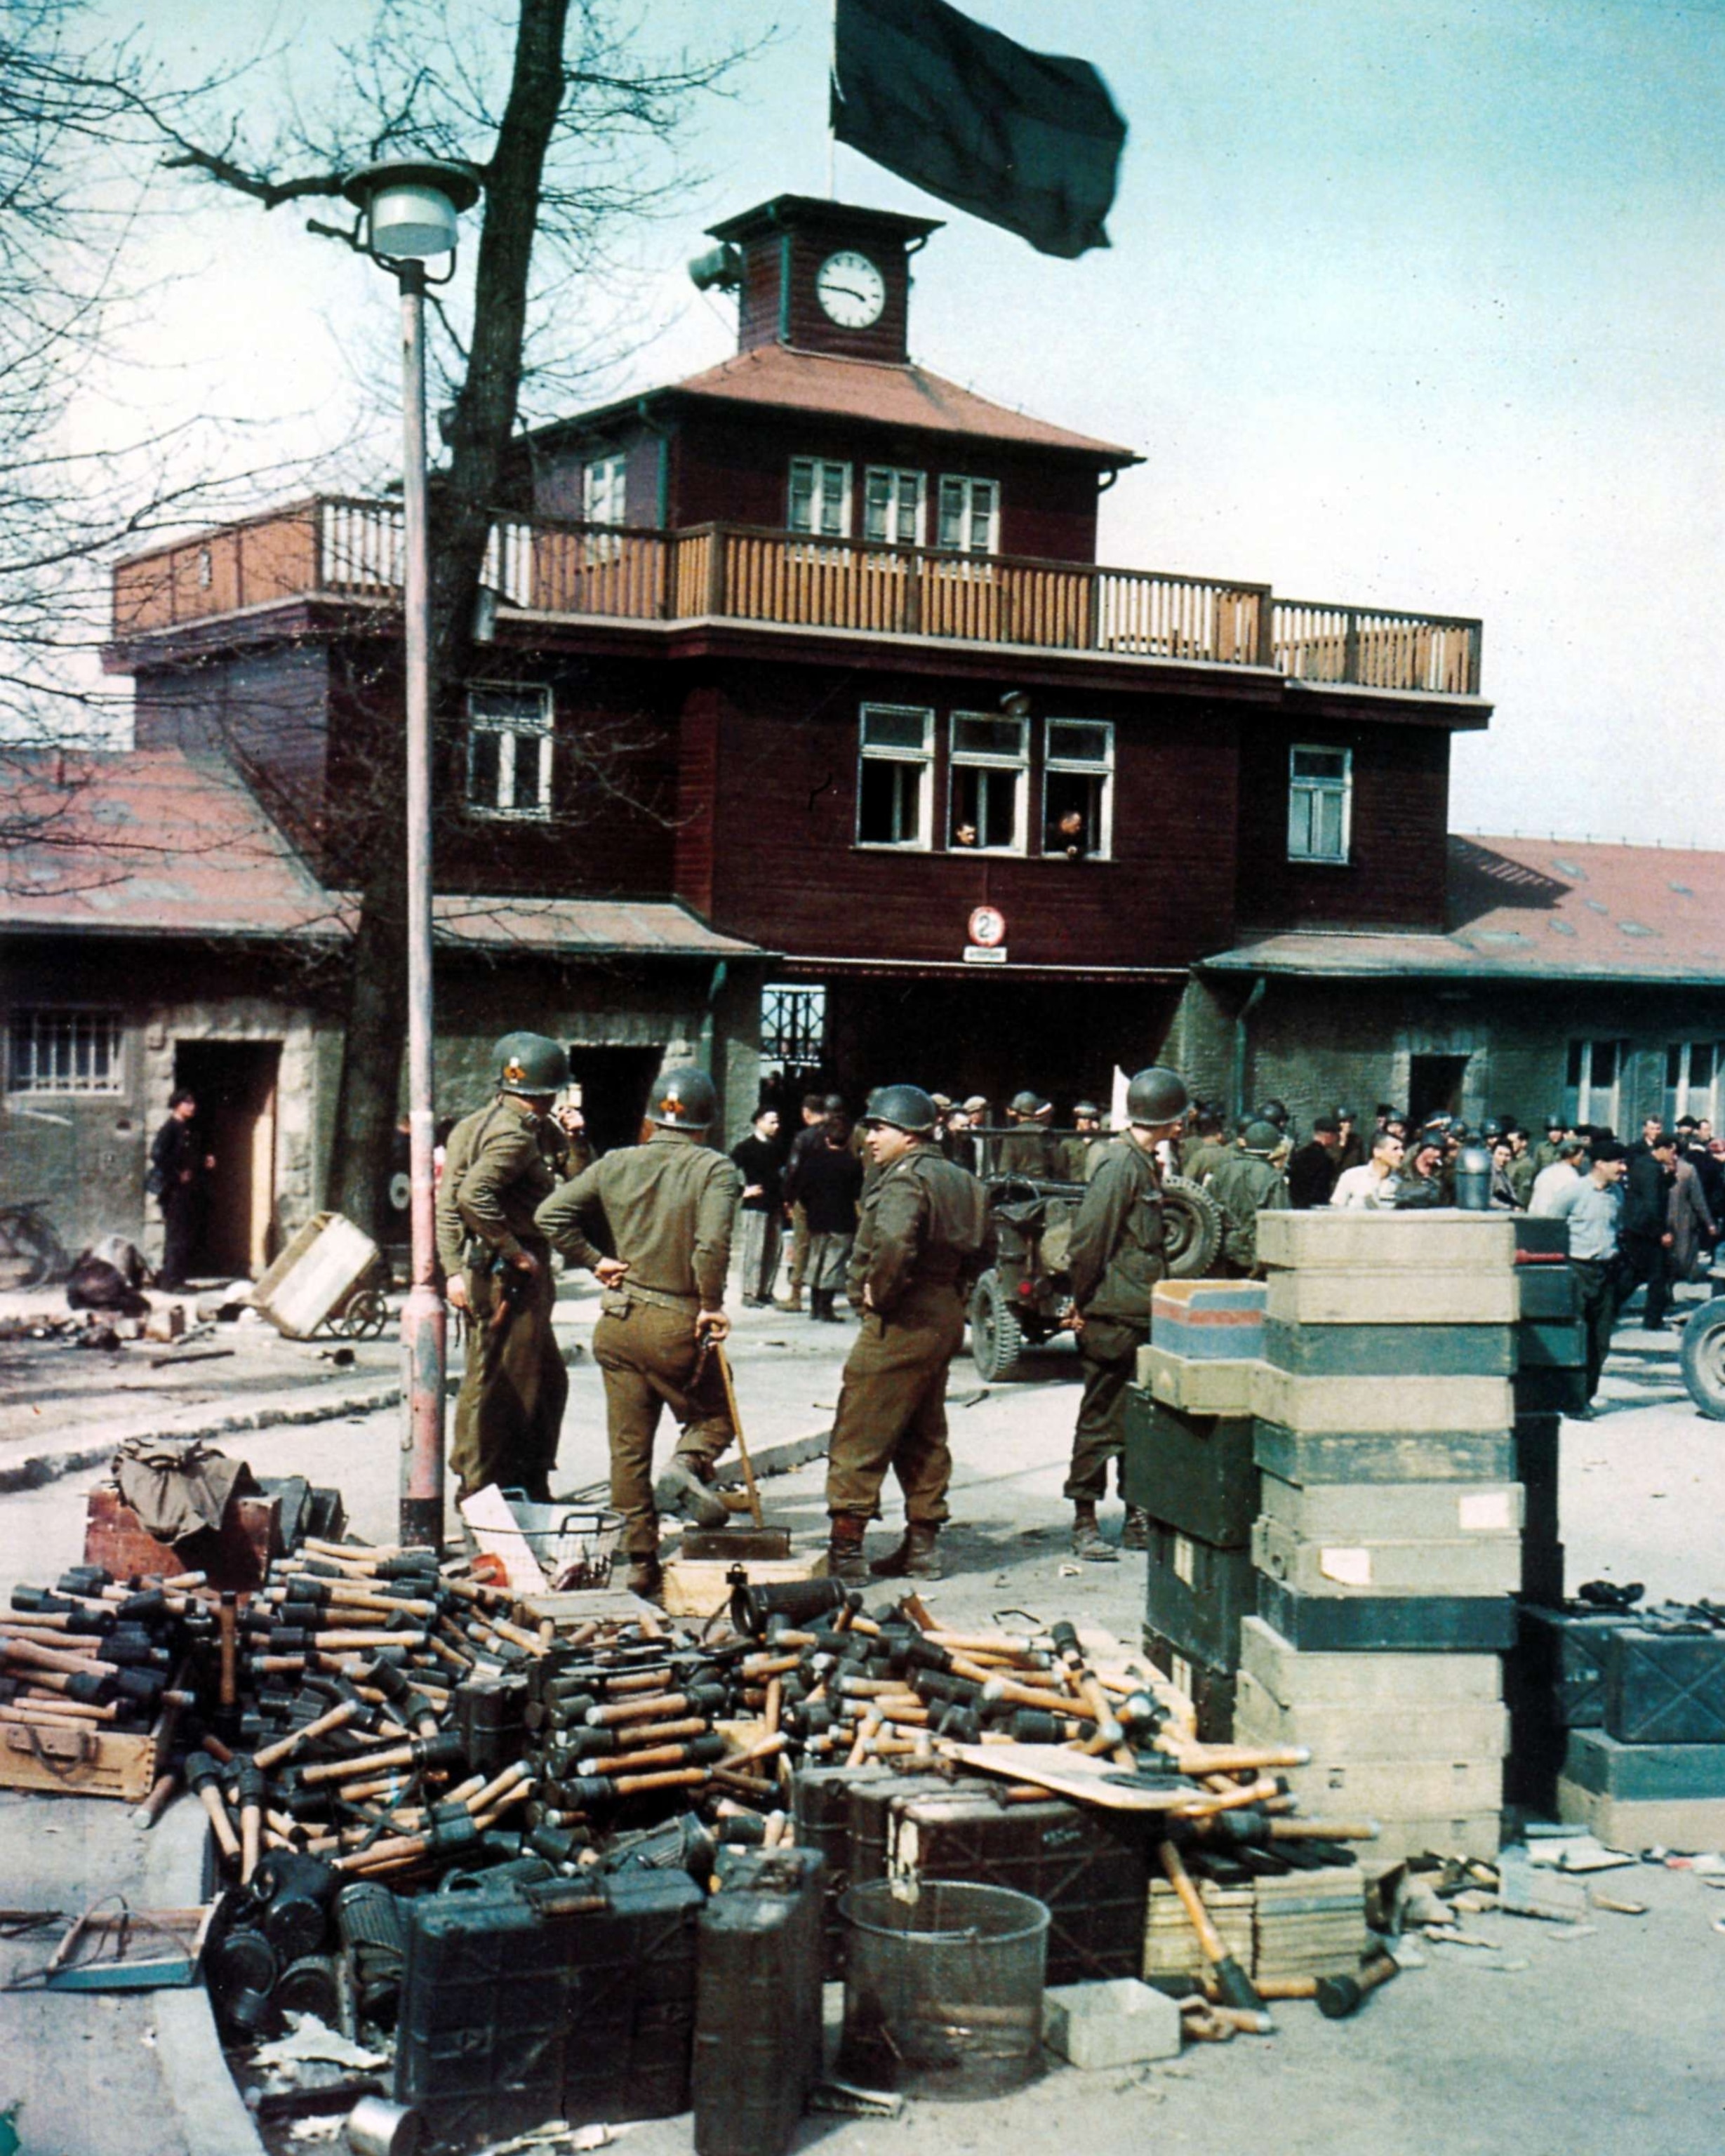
[
  {"x1": 1331, "y1": 1131, "x2": 1404, "y2": 1209},
  {"x1": 1528, "y1": 1139, "x2": 1588, "y2": 1218}
]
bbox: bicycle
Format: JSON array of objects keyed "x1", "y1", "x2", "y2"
[{"x1": 0, "y1": 1197, "x2": 72, "y2": 1288}]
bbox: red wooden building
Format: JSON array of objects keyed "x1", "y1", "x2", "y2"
[{"x1": 104, "y1": 191, "x2": 1490, "y2": 1124}]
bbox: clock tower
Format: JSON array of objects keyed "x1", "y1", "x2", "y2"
[{"x1": 702, "y1": 195, "x2": 943, "y2": 366}]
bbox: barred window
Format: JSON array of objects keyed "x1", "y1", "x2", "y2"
[
  {"x1": 9, "y1": 1009, "x2": 124, "y2": 1094},
  {"x1": 763, "y1": 984, "x2": 827, "y2": 1069}
]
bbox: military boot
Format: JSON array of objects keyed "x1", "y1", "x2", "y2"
[
  {"x1": 1072, "y1": 1502, "x2": 1117, "y2": 1563},
  {"x1": 625, "y1": 1552, "x2": 663, "y2": 1599},
  {"x1": 654, "y1": 1458, "x2": 728, "y2": 1531},
  {"x1": 868, "y1": 1523, "x2": 942, "y2": 1580},
  {"x1": 775, "y1": 1287, "x2": 804, "y2": 1312},
  {"x1": 1121, "y1": 1505, "x2": 1152, "y2": 1552},
  {"x1": 827, "y1": 1514, "x2": 870, "y2": 1587}
]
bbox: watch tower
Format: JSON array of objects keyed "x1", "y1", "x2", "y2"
[{"x1": 704, "y1": 195, "x2": 943, "y2": 366}]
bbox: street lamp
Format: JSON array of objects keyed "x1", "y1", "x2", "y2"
[{"x1": 341, "y1": 157, "x2": 482, "y2": 1552}]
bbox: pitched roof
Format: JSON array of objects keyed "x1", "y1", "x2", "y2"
[
  {"x1": 1202, "y1": 833, "x2": 1725, "y2": 985},
  {"x1": 0, "y1": 748, "x2": 765, "y2": 959},
  {"x1": 542, "y1": 345, "x2": 1139, "y2": 464}
]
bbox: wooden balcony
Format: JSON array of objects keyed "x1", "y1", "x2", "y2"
[{"x1": 111, "y1": 496, "x2": 1484, "y2": 697}]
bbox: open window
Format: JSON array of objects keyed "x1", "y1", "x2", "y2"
[
  {"x1": 948, "y1": 710, "x2": 1027, "y2": 853},
  {"x1": 1287, "y1": 744, "x2": 1352, "y2": 863},
  {"x1": 467, "y1": 684, "x2": 554, "y2": 820},
  {"x1": 1043, "y1": 719, "x2": 1114, "y2": 859},
  {"x1": 856, "y1": 704, "x2": 933, "y2": 848}
]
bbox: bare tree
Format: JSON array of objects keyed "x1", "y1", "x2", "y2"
[{"x1": 127, "y1": 0, "x2": 754, "y2": 1235}]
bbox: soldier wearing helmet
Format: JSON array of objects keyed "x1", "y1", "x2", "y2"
[
  {"x1": 1063, "y1": 1065, "x2": 1189, "y2": 1561},
  {"x1": 824, "y1": 1084, "x2": 993, "y2": 1585},
  {"x1": 434, "y1": 1032, "x2": 577, "y2": 1503},
  {"x1": 1206, "y1": 1119, "x2": 1291, "y2": 1275},
  {"x1": 997, "y1": 1089, "x2": 1063, "y2": 1180},
  {"x1": 536, "y1": 1064, "x2": 741, "y2": 1597},
  {"x1": 1062, "y1": 1100, "x2": 1105, "y2": 1183}
]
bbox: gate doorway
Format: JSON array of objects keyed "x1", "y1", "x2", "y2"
[
  {"x1": 173, "y1": 1040, "x2": 281, "y2": 1278},
  {"x1": 566, "y1": 1046, "x2": 665, "y2": 1157},
  {"x1": 1408, "y1": 1053, "x2": 1471, "y2": 1130}
]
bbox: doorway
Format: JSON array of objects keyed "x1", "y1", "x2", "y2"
[
  {"x1": 1408, "y1": 1053, "x2": 1471, "y2": 1129},
  {"x1": 173, "y1": 1040, "x2": 281, "y2": 1277},
  {"x1": 566, "y1": 1045, "x2": 665, "y2": 1157}
]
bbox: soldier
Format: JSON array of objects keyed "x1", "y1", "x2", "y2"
[
  {"x1": 1532, "y1": 1112, "x2": 1569, "y2": 1175},
  {"x1": 1062, "y1": 1100, "x2": 1105, "y2": 1182},
  {"x1": 825, "y1": 1084, "x2": 993, "y2": 1585},
  {"x1": 1065, "y1": 1065, "x2": 1190, "y2": 1562},
  {"x1": 1181, "y1": 1107, "x2": 1232, "y2": 1187},
  {"x1": 997, "y1": 1090, "x2": 1063, "y2": 1179},
  {"x1": 1208, "y1": 1120, "x2": 1291, "y2": 1275},
  {"x1": 435, "y1": 1032, "x2": 575, "y2": 1506},
  {"x1": 1392, "y1": 1134, "x2": 1450, "y2": 1209},
  {"x1": 535, "y1": 1065, "x2": 740, "y2": 1597},
  {"x1": 1335, "y1": 1107, "x2": 1366, "y2": 1173}
]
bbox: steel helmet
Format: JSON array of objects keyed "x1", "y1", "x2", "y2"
[
  {"x1": 495, "y1": 1032, "x2": 569, "y2": 1096},
  {"x1": 1009, "y1": 1089, "x2": 1049, "y2": 1118},
  {"x1": 1073, "y1": 1100, "x2": 1102, "y2": 1120},
  {"x1": 1256, "y1": 1098, "x2": 1289, "y2": 1129},
  {"x1": 1125, "y1": 1066, "x2": 1190, "y2": 1127},
  {"x1": 863, "y1": 1084, "x2": 939, "y2": 1136},
  {"x1": 1242, "y1": 1120, "x2": 1285, "y2": 1157},
  {"x1": 648, "y1": 1065, "x2": 717, "y2": 1129}
]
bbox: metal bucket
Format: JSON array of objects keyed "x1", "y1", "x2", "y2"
[{"x1": 837, "y1": 1878, "x2": 1049, "y2": 2099}]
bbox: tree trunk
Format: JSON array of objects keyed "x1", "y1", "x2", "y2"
[{"x1": 326, "y1": 830, "x2": 408, "y2": 1242}]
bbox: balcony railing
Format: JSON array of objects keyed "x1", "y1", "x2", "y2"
[{"x1": 111, "y1": 496, "x2": 1484, "y2": 696}]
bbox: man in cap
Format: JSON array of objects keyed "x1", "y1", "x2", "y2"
[
  {"x1": 1567, "y1": 1138, "x2": 1628, "y2": 1406},
  {"x1": 436, "y1": 1032, "x2": 577, "y2": 1505},
  {"x1": 997, "y1": 1090, "x2": 1063, "y2": 1179},
  {"x1": 1062, "y1": 1100, "x2": 1105, "y2": 1183},
  {"x1": 824, "y1": 1085, "x2": 992, "y2": 1585},
  {"x1": 777, "y1": 1091, "x2": 832, "y2": 1311},
  {"x1": 1286, "y1": 1115, "x2": 1343, "y2": 1209},
  {"x1": 1064, "y1": 1065, "x2": 1189, "y2": 1560},
  {"x1": 1334, "y1": 1107, "x2": 1365, "y2": 1174},
  {"x1": 536, "y1": 1065, "x2": 740, "y2": 1597},
  {"x1": 1208, "y1": 1120, "x2": 1291, "y2": 1274}
]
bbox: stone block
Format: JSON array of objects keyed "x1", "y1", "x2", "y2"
[
  {"x1": 1043, "y1": 1979, "x2": 1182, "y2": 2069},
  {"x1": 1256, "y1": 1209, "x2": 1517, "y2": 1272}
]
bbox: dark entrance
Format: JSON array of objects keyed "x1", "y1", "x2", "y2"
[
  {"x1": 1408, "y1": 1053, "x2": 1471, "y2": 1129},
  {"x1": 172, "y1": 1039, "x2": 282, "y2": 1277},
  {"x1": 566, "y1": 1045, "x2": 665, "y2": 1157}
]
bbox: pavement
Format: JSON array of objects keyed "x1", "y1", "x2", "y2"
[{"x1": 4, "y1": 1279, "x2": 1725, "y2": 2155}]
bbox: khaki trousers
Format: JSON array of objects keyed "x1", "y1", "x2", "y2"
[
  {"x1": 825, "y1": 1282, "x2": 965, "y2": 1526},
  {"x1": 450, "y1": 1249, "x2": 566, "y2": 1500},
  {"x1": 1065, "y1": 1317, "x2": 1147, "y2": 1503},
  {"x1": 593, "y1": 1300, "x2": 734, "y2": 1557}
]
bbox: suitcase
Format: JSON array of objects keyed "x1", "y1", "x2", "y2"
[
  {"x1": 886, "y1": 1783, "x2": 1151, "y2": 1986},
  {"x1": 1256, "y1": 1574, "x2": 1516, "y2": 1653},
  {"x1": 693, "y1": 1849, "x2": 825, "y2": 2156},
  {"x1": 1144, "y1": 1519, "x2": 1253, "y2": 1670},
  {"x1": 1121, "y1": 1390, "x2": 1257, "y2": 1548},
  {"x1": 395, "y1": 1870, "x2": 701, "y2": 2151}
]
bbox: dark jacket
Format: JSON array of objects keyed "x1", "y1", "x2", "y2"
[
  {"x1": 788, "y1": 1138, "x2": 864, "y2": 1235},
  {"x1": 847, "y1": 1145, "x2": 992, "y2": 1313},
  {"x1": 149, "y1": 1114, "x2": 202, "y2": 1199},
  {"x1": 1286, "y1": 1140, "x2": 1340, "y2": 1210},
  {"x1": 1067, "y1": 1137, "x2": 1165, "y2": 1326},
  {"x1": 730, "y1": 1133, "x2": 785, "y2": 1212},
  {"x1": 1622, "y1": 1150, "x2": 1674, "y2": 1243},
  {"x1": 995, "y1": 1127, "x2": 1065, "y2": 1180}
]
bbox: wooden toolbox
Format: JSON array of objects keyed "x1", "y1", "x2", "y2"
[
  {"x1": 83, "y1": 1484, "x2": 281, "y2": 1592},
  {"x1": 0, "y1": 1684, "x2": 178, "y2": 1803}
]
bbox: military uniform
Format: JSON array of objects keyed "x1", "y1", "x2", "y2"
[
  {"x1": 1207, "y1": 1149, "x2": 1289, "y2": 1274},
  {"x1": 435, "y1": 1096, "x2": 571, "y2": 1501},
  {"x1": 997, "y1": 1126, "x2": 1064, "y2": 1179},
  {"x1": 825, "y1": 1145, "x2": 992, "y2": 1538},
  {"x1": 537, "y1": 1126, "x2": 740, "y2": 1562},
  {"x1": 1182, "y1": 1136, "x2": 1234, "y2": 1188},
  {"x1": 1508, "y1": 1150, "x2": 1539, "y2": 1209},
  {"x1": 1065, "y1": 1136, "x2": 1164, "y2": 1510},
  {"x1": 1060, "y1": 1133, "x2": 1102, "y2": 1182}
]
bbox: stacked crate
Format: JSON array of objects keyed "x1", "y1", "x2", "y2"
[
  {"x1": 1232, "y1": 1211, "x2": 1520, "y2": 1869},
  {"x1": 1125, "y1": 1279, "x2": 1267, "y2": 1737},
  {"x1": 1558, "y1": 1613, "x2": 1725, "y2": 1848}
]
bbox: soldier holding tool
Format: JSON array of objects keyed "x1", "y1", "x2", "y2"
[
  {"x1": 825, "y1": 1084, "x2": 993, "y2": 1586},
  {"x1": 435, "y1": 1032, "x2": 575, "y2": 1506},
  {"x1": 536, "y1": 1065, "x2": 740, "y2": 1599},
  {"x1": 1064, "y1": 1065, "x2": 1189, "y2": 1562}
]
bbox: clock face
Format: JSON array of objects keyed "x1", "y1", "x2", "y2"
[{"x1": 815, "y1": 250, "x2": 886, "y2": 329}]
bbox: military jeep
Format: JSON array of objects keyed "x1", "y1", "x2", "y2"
[{"x1": 968, "y1": 1161, "x2": 1224, "y2": 1383}]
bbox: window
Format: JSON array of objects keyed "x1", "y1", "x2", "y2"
[
  {"x1": 1043, "y1": 718, "x2": 1114, "y2": 859},
  {"x1": 788, "y1": 458, "x2": 851, "y2": 539},
  {"x1": 1565, "y1": 1038, "x2": 1630, "y2": 1130},
  {"x1": 935, "y1": 476, "x2": 999, "y2": 555},
  {"x1": 9, "y1": 1009, "x2": 124, "y2": 1094},
  {"x1": 763, "y1": 984, "x2": 827, "y2": 1070},
  {"x1": 467, "y1": 684, "x2": 554, "y2": 820},
  {"x1": 1288, "y1": 744, "x2": 1352, "y2": 863},
  {"x1": 856, "y1": 704, "x2": 933, "y2": 847},
  {"x1": 1665, "y1": 1042, "x2": 1723, "y2": 1127},
  {"x1": 862, "y1": 467, "x2": 924, "y2": 546},
  {"x1": 582, "y1": 454, "x2": 627, "y2": 526},
  {"x1": 949, "y1": 711, "x2": 1027, "y2": 853}
]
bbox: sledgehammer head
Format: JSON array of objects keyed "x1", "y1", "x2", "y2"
[{"x1": 1316, "y1": 1951, "x2": 1399, "y2": 2020}]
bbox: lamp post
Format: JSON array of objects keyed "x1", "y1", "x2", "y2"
[{"x1": 340, "y1": 158, "x2": 482, "y2": 1551}]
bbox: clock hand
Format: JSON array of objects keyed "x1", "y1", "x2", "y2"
[{"x1": 822, "y1": 281, "x2": 871, "y2": 302}]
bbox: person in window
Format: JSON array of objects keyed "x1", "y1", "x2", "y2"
[
  {"x1": 952, "y1": 818, "x2": 979, "y2": 848},
  {"x1": 1048, "y1": 807, "x2": 1088, "y2": 859}
]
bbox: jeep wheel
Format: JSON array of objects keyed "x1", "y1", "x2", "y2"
[
  {"x1": 1163, "y1": 1176, "x2": 1225, "y2": 1279},
  {"x1": 1681, "y1": 1296, "x2": 1725, "y2": 1420},
  {"x1": 970, "y1": 1271, "x2": 1028, "y2": 1382}
]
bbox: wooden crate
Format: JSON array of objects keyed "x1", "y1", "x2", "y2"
[
  {"x1": 84, "y1": 1485, "x2": 281, "y2": 1592},
  {"x1": 659, "y1": 1552, "x2": 827, "y2": 1619},
  {"x1": 0, "y1": 1693, "x2": 172, "y2": 1803}
]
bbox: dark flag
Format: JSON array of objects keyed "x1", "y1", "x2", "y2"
[{"x1": 830, "y1": 0, "x2": 1127, "y2": 260}]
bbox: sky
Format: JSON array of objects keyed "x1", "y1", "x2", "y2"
[{"x1": 80, "y1": 0, "x2": 1725, "y2": 848}]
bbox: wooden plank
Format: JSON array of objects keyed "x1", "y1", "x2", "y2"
[{"x1": 945, "y1": 1743, "x2": 1201, "y2": 1814}]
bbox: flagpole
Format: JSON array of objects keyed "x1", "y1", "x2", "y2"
[{"x1": 827, "y1": 0, "x2": 838, "y2": 197}]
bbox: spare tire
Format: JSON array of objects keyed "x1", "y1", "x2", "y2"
[
  {"x1": 970, "y1": 1270, "x2": 1028, "y2": 1383},
  {"x1": 1680, "y1": 1296, "x2": 1725, "y2": 1420},
  {"x1": 1163, "y1": 1176, "x2": 1225, "y2": 1279}
]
